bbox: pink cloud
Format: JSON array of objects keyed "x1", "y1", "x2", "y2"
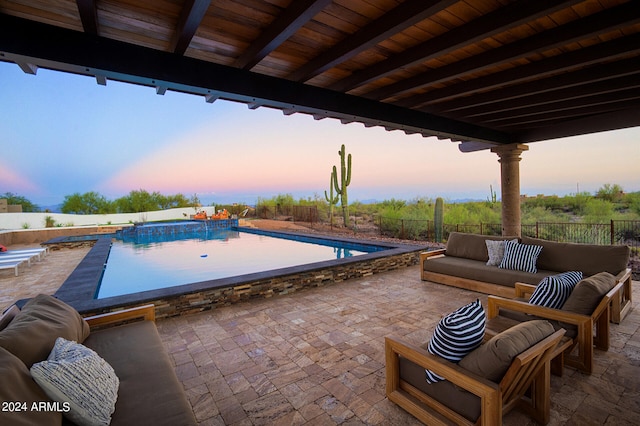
[{"x1": 0, "y1": 162, "x2": 40, "y2": 193}]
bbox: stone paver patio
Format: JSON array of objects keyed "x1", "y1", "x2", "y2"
[
  {"x1": 157, "y1": 265, "x2": 640, "y2": 425},
  {"x1": 1, "y1": 242, "x2": 638, "y2": 425}
]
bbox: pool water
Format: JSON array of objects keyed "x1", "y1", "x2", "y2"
[{"x1": 97, "y1": 229, "x2": 382, "y2": 298}]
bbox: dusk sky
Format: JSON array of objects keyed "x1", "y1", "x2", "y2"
[{"x1": 1, "y1": 61, "x2": 638, "y2": 208}]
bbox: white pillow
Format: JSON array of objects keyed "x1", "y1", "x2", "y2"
[{"x1": 30, "y1": 337, "x2": 119, "y2": 426}]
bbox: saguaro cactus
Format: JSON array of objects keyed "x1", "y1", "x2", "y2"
[
  {"x1": 324, "y1": 168, "x2": 339, "y2": 226},
  {"x1": 332, "y1": 144, "x2": 352, "y2": 227},
  {"x1": 434, "y1": 197, "x2": 444, "y2": 242}
]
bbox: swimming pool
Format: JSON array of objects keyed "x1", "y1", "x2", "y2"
[
  {"x1": 53, "y1": 226, "x2": 425, "y2": 318},
  {"x1": 97, "y1": 228, "x2": 382, "y2": 298}
]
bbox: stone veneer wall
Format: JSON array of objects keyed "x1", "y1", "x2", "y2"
[{"x1": 82, "y1": 249, "x2": 421, "y2": 320}]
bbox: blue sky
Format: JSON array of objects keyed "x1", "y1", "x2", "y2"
[{"x1": 1, "y1": 61, "x2": 638, "y2": 208}]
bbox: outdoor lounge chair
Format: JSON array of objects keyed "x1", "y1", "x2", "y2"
[
  {"x1": 0, "y1": 259, "x2": 26, "y2": 276},
  {"x1": 485, "y1": 272, "x2": 622, "y2": 375},
  {"x1": 0, "y1": 253, "x2": 39, "y2": 267},
  {"x1": 3, "y1": 247, "x2": 49, "y2": 260},
  {"x1": 386, "y1": 323, "x2": 565, "y2": 425}
]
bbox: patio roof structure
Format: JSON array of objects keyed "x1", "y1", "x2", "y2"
[{"x1": 1, "y1": 0, "x2": 639, "y2": 232}]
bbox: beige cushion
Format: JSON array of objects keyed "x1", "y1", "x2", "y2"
[
  {"x1": 459, "y1": 320, "x2": 555, "y2": 382},
  {"x1": 521, "y1": 236, "x2": 630, "y2": 275},
  {"x1": 0, "y1": 294, "x2": 90, "y2": 368},
  {"x1": 445, "y1": 232, "x2": 518, "y2": 262},
  {"x1": 561, "y1": 272, "x2": 616, "y2": 315},
  {"x1": 0, "y1": 346, "x2": 62, "y2": 426},
  {"x1": 83, "y1": 320, "x2": 197, "y2": 426}
]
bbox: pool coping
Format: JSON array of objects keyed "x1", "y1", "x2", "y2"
[{"x1": 54, "y1": 227, "x2": 428, "y2": 317}]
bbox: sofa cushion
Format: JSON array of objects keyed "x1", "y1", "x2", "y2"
[
  {"x1": 521, "y1": 236, "x2": 630, "y2": 276},
  {"x1": 83, "y1": 320, "x2": 197, "y2": 426},
  {"x1": 424, "y1": 255, "x2": 555, "y2": 287},
  {"x1": 426, "y1": 299, "x2": 485, "y2": 383},
  {"x1": 499, "y1": 240, "x2": 543, "y2": 273},
  {"x1": 399, "y1": 356, "x2": 481, "y2": 422},
  {"x1": 459, "y1": 320, "x2": 555, "y2": 382},
  {"x1": 0, "y1": 346, "x2": 62, "y2": 426},
  {"x1": 0, "y1": 294, "x2": 90, "y2": 368},
  {"x1": 445, "y1": 232, "x2": 517, "y2": 262},
  {"x1": 528, "y1": 271, "x2": 583, "y2": 309},
  {"x1": 31, "y1": 337, "x2": 119, "y2": 426},
  {"x1": 561, "y1": 272, "x2": 616, "y2": 315}
]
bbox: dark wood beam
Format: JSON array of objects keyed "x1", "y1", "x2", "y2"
[
  {"x1": 329, "y1": 0, "x2": 582, "y2": 93},
  {"x1": 234, "y1": 0, "x2": 332, "y2": 70},
  {"x1": 478, "y1": 88, "x2": 640, "y2": 127},
  {"x1": 404, "y1": 36, "x2": 640, "y2": 110},
  {"x1": 516, "y1": 108, "x2": 640, "y2": 143},
  {"x1": 365, "y1": 2, "x2": 640, "y2": 101},
  {"x1": 0, "y1": 13, "x2": 512, "y2": 145},
  {"x1": 172, "y1": 0, "x2": 211, "y2": 55},
  {"x1": 464, "y1": 75, "x2": 640, "y2": 122},
  {"x1": 76, "y1": 0, "x2": 98, "y2": 35},
  {"x1": 288, "y1": 0, "x2": 458, "y2": 82}
]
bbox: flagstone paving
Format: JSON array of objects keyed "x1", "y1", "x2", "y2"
[{"x1": 156, "y1": 265, "x2": 640, "y2": 426}]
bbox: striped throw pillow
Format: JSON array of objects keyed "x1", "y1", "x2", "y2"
[
  {"x1": 498, "y1": 240, "x2": 543, "y2": 273},
  {"x1": 529, "y1": 271, "x2": 583, "y2": 309},
  {"x1": 426, "y1": 299, "x2": 485, "y2": 384}
]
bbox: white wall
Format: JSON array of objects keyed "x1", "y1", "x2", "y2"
[{"x1": 0, "y1": 207, "x2": 216, "y2": 231}]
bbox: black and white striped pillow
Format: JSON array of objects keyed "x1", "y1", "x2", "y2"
[
  {"x1": 498, "y1": 240, "x2": 543, "y2": 273},
  {"x1": 529, "y1": 271, "x2": 583, "y2": 309},
  {"x1": 426, "y1": 299, "x2": 485, "y2": 384}
]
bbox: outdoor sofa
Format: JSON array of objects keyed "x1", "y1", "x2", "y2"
[
  {"x1": 0, "y1": 294, "x2": 196, "y2": 426},
  {"x1": 421, "y1": 232, "x2": 632, "y2": 322}
]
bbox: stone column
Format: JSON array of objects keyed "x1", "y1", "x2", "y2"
[{"x1": 490, "y1": 144, "x2": 529, "y2": 237}]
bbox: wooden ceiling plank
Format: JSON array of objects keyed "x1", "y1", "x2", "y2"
[
  {"x1": 329, "y1": 0, "x2": 583, "y2": 93},
  {"x1": 234, "y1": 0, "x2": 332, "y2": 70},
  {"x1": 287, "y1": 0, "x2": 458, "y2": 82},
  {"x1": 471, "y1": 83, "x2": 640, "y2": 124},
  {"x1": 404, "y1": 34, "x2": 640, "y2": 110},
  {"x1": 447, "y1": 59, "x2": 640, "y2": 118},
  {"x1": 516, "y1": 108, "x2": 640, "y2": 143},
  {"x1": 488, "y1": 97, "x2": 640, "y2": 129},
  {"x1": 365, "y1": 2, "x2": 640, "y2": 101},
  {"x1": 172, "y1": 0, "x2": 211, "y2": 55},
  {"x1": 76, "y1": 0, "x2": 98, "y2": 34}
]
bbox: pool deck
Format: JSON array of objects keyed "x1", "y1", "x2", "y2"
[{"x1": 1, "y1": 234, "x2": 639, "y2": 424}]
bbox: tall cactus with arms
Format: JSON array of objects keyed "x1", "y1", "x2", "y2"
[
  {"x1": 324, "y1": 168, "x2": 339, "y2": 226},
  {"x1": 332, "y1": 144, "x2": 352, "y2": 227}
]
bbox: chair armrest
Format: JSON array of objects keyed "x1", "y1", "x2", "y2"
[
  {"x1": 487, "y1": 296, "x2": 590, "y2": 326},
  {"x1": 514, "y1": 282, "x2": 537, "y2": 299},
  {"x1": 385, "y1": 336, "x2": 499, "y2": 398},
  {"x1": 84, "y1": 304, "x2": 156, "y2": 329},
  {"x1": 420, "y1": 249, "x2": 446, "y2": 262},
  {"x1": 615, "y1": 268, "x2": 632, "y2": 285}
]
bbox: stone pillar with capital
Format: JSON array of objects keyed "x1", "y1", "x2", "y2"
[{"x1": 490, "y1": 144, "x2": 529, "y2": 237}]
